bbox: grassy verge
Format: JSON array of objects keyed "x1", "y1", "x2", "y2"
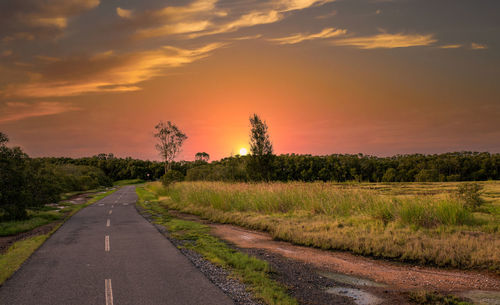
[
  {"x1": 409, "y1": 291, "x2": 473, "y2": 305},
  {"x1": 145, "y1": 181, "x2": 500, "y2": 272},
  {"x1": 0, "y1": 188, "x2": 117, "y2": 285},
  {"x1": 136, "y1": 186, "x2": 297, "y2": 305}
]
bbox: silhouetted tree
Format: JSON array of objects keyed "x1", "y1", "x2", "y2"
[
  {"x1": 154, "y1": 121, "x2": 188, "y2": 175},
  {"x1": 195, "y1": 152, "x2": 210, "y2": 162},
  {"x1": 248, "y1": 114, "x2": 274, "y2": 180}
]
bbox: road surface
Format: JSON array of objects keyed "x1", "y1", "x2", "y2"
[{"x1": 0, "y1": 186, "x2": 233, "y2": 305}]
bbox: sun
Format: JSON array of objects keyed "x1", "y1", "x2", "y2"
[{"x1": 239, "y1": 147, "x2": 248, "y2": 156}]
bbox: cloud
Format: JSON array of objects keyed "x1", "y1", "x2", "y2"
[
  {"x1": 0, "y1": 0, "x2": 100, "y2": 41},
  {"x1": 116, "y1": 0, "x2": 220, "y2": 39},
  {"x1": 233, "y1": 34, "x2": 263, "y2": 40},
  {"x1": 1, "y1": 50, "x2": 13, "y2": 57},
  {"x1": 121, "y1": 0, "x2": 334, "y2": 39},
  {"x1": 269, "y1": 27, "x2": 346, "y2": 44},
  {"x1": 438, "y1": 44, "x2": 462, "y2": 49},
  {"x1": 316, "y1": 10, "x2": 337, "y2": 19},
  {"x1": 333, "y1": 32, "x2": 437, "y2": 49},
  {"x1": 2, "y1": 43, "x2": 224, "y2": 98},
  {"x1": 116, "y1": 7, "x2": 133, "y2": 19},
  {"x1": 471, "y1": 43, "x2": 487, "y2": 50},
  {"x1": 0, "y1": 101, "x2": 80, "y2": 123}
]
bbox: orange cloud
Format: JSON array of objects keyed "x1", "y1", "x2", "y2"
[
  {"x1": 438, "y1": 44, "x2": 462, "y2": 49},
  {"x1": 3, "y1": 43, "x2": 224, "y2": 98},
  {"x1": 333, "y1": 33, "x2": 437, "y2": 49},
  {"x1": 0, "y1": 0, "x2": 100, "y2": 41},
  {"x1": 0, "y1": 101, "x2": 80, "y2": 123},
  {"x1": 471, "y1": 43, "x2": 488, "y2": 50},
  {"x1": 269, "y1": 27, "x2": 346, "y2": 44}
]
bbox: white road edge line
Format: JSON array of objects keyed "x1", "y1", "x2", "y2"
[
  {"x1": 109, "y1": 210, "x2": 112, "y2": 215},
  {"x1": 106, "y1": 219, "x2": 110, "y2": 227},
  {"x1": 105, "y1": 235, "x2": 110, "y2": 252},
  {"x1": 105, "y1": 279, "x2": 113, "y2": 305}
]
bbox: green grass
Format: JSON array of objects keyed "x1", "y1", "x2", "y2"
[
  {"x1": 0, "y1": 187, "x2": 118, "y2": 285},
  {"x1": 113, "y1": 179, "x2": 145, "y2": 186},
  {"x1": 144, "y1": 181, "x2": 500, "y2": 272},
  {"x1": 409, "y1": 291, "x2": 473, "y2": 305},
  {"x1": 0, "y1": 235, "x2": 49, "y2": 284},
  {"x1": 136, "y1": 186, "x2": 297, "y2": 305},
  {"x1": 0, "y1": 210, "x2": 61, "y2": 236}
]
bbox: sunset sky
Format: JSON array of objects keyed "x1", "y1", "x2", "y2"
[{"x1": 0, "y1": 0, "x2": 499, "y2": 161}]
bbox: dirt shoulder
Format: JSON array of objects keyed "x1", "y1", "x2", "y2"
[{"x1": 211, "y1": 224, "x2": 500, "y2": 292}]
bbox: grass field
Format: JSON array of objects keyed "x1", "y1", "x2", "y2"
[{"x1": 144, "y1": 181, "x2": 500, "y2": 272}]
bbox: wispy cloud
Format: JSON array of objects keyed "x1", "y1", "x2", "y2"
[
  {"x1": 438, "y1": 44, "x2": 462, "y2": 49},
  {"x1": 333, "y1": 32, "x2": 437, "y2": 49},
  {"x1": 2, "y1": 43, "x2": 224, "y2": 98},
  {"x1": 0, "y1": 101, "x2": 80, "y2": 123},
  {"x1": 471, "y1": 42, "x2": 488, "y2": 50},
  {"x1": 120, "y1": 0, "x2": 334, "y2": 40},
  {"x1": 0, "y1": 0, "x2": 100, "y2": 41},
  {"x1": 269, "y1": 27, "x2": 346, "y2": 44}
]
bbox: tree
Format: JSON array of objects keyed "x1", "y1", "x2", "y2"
[
  {"x1": 249, "y1": 114, "x2": 273, "y2": 156},
  {"x1": 154, "y1": 121, "x2": 188, "y2": 175},
  {"x1": 248, "y1": 114, "x2": 274, "y2": 180},
  {"x1": 195, "y1": 152, "x2": 210, "y2": 162},
  {"x1": 0, "y1": 132, "x2": 8, "y2": 146}
]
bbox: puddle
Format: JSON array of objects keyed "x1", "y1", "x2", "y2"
[
  {"x1": 276, "y1": 247, "x2": 294, "y2": 254},
  {"x1": 326, "y1": 287, "x2": 383, "y2": 305},
  {"x1": 461, "y1": 290, "x2": 500, "y2": 305},
  {"x1": 240, "y1": 234, "x2": 253, "y2": 240},
  {"x1": 319, "y1": 271, "x2": 386, "y2": 288}
]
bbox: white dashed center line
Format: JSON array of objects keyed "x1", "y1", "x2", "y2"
[
  {"x1": 106, "y1": 219, "x2": 110, "y2": 227},
  {"x1": 105, "y1": 235, "x2": 110, "y2": 252},
  {"x1": 105, "y1": 279, "x2": 113, "y2": 305},
  {"x1": 109, "y1": 210, "x2": 112, "y2": 215}
]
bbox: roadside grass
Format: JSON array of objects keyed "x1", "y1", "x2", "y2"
[
  {"x1": 409, "y1": 291, "x2": 473, "y2": 305},
  {"x1": 136, "y1": 186, "x2": 298, "y2": 305},
  {"x1": 0, "y1": 188, "x2": 116, "y2": 236},
  {"x1": 0, "y1": 210, "x2": 61, "y2": 236},
  {"x1": 113, "y1": 179, "x2": 145, "y2": 186},
  {"x1": 0, "y1": 188, "x2": 118, "y2": 285},
  {"x1": 145, "y1": 181, "x2": 500, "y2": 272},
  {"x1": 0, "y1": 235, "x2": 48, "y2": 284}
]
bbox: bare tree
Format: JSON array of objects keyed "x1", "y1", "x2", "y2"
[{"x1": 154, "y1": 121, "x2": 188, "y2": 175}]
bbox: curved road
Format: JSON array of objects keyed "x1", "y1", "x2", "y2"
[{"x1": 0, "y1": 186, "x2": 233, "y2": 305}]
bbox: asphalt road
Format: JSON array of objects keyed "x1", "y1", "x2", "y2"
[{"x1": 0, "y1": 185, "x2": 233, "y2": 305}]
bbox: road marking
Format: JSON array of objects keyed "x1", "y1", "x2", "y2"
[
  {"x1": 109, "y1": 210, "x2": 112, "y2": 215},
  {"x1": 98, "y1": 203, "x2": 104, "y2": 206},
  {"x1": 123, "y1": 203, "x2": 128, "y2": 206},
  {"x1": 105, "y1": 235, "x2": 110, "y2": 252},
  {"x1": 106, "y1": 219, "x2": 110, "y2": 227},
  {"x1": 105, "y1": 279, "x2": 113, "y2": 305},
  {"x1": 111, "y1": 205, "x2": 114, "y2": 208}
]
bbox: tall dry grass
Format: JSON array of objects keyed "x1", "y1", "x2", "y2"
[{"x1": 145, "y1": 181, "x2": 500, "y2": 271}]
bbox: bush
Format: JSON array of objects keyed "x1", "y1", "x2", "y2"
[
  {"x1": 161, "y1": 170, "x2": 184, "y2": 186},
  {"x1": 456, "y1": 183, "x2": 484, "y2": 210}
]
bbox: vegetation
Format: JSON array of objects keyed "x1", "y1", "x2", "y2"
[
  {"x1": 0, "y1": 235, "x2": 48, "y2": 284},
  {"x1": 146, "y1": 181, "x2": 500, "y2": 272},
  {"x1": 154, "y1": 121, "x2": 188, "y2": 175},
  {"x1": 1, "y1": 133, "x2": 112, "y2": 220},
  {"x1": 409, "y1": 291, "x2": 473, "y2": 305},
  {"x1": 136, "y1": 185, "x2": 297, "y2": 305}
]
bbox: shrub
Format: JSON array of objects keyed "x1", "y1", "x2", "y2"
[
  {"x1": 456, "y1": 183, "x2": 484, "y2": 210},
  {"x1": 161, "y1": 170, "x2": 184, "y2": 186}
]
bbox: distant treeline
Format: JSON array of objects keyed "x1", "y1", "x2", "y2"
[
  {"x1": 184, "y1": 152, "x2": 500, "y2": 182},
  {"x1": 44, "y1": 151, "x2": 500, "y2": 183}
]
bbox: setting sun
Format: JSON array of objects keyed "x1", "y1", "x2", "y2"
[{"x1": 239, "y1": 148, "x2": 248, "y2": 156}]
